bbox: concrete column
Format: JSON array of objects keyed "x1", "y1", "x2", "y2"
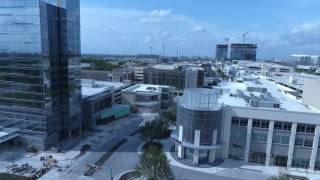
[
  {"x1": 309, "y1": 125, "x2": 320, "y2": 171},
  {"x1": 287, "y1": 123, "x2": 297, "y2": 167},
  {"x1": 209, "y1": 130, "x2": 218, "y2": 164},
  {"x1": 178, "y1": 126, "x2": 184, "y2": 159},
  {"x1": 244, "y1": 119, "x2": 253, "y2": 162},
  {"x1": 193, "y1": 130, "x2": 200, "y2": 166},
  {"x1": 265, "y1": 121, "x2": 274, "y2": 166}
]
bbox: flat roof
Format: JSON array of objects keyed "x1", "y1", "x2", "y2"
[
  {"x1": 152, "y1": 64, "x2": 177, "y2": 70},
  {"x1": 216, "y1": 76, "x2": 320, "y2": 113},
  {"x1": 123, "y1": 84, "x2": 170, "y2": 94},
  {"x1": 269, "y1": 73, "x2": 320, "y2": 91},
  {"x1": 81, "y1": 79, "x2": 128, "y2": 98}
]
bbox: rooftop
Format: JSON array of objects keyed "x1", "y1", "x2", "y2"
[
  {"x1": 268, "y1": 72, "x2": 320, "y2": 91},
  {"x1": 152, "y1": 64, "x2": 177, "y2": 70},
  {"x1": 81, "y1": 79, "x2": 128, "y2": 98},
  {"x1": 216, "y1": 76, "x2": 320, "y2": 113},
  {"x1": 122, "y1": 84, "x2": 170, "y2": 94}
]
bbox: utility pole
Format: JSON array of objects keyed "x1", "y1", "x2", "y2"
[
  {"x1": 150, "y1": 46, "x2": 153, "y2": 54},
  {"x1": 162, "y1": 43, "x2": 165, "y2": 57},
  {"x1": 242, "y1": 31, "x2": 250, "y2": 60}
]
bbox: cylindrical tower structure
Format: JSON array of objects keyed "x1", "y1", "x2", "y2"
[{"x1": 172, "y1": 88, "x2": 223, "y2": 166}]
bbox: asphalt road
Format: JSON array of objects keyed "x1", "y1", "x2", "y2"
[{"x1": 64, "y1": 115, "x2": 143, "y2": 177}]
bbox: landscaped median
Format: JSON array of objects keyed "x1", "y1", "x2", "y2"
[{"x1": 83, "y1": 138, "x2": 128, "y2": 176}]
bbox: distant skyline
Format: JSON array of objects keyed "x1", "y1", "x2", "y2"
[{"x1": 81, "y1": 0, "x2": 320, "y2": 59}]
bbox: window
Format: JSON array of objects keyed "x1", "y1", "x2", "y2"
[
  {"x1": 232, "y1": 117, "x2": 239, "y2": 126},
  {"x1": 304, "y1": 139, "x2": 313, "y2": 147},
  {"x1": 231, "y1": 127, "x2": 247, "y2": 140},
  {"x1": 274, "y1": 122, "x2": 283, "y2": 130},
  {"x1": 273, "y1": 134, "x2": 281, "y2": 144},
  {"x1": 261, "y1": 133, "x2": 268, "y2": 141},
  {"x1": 306, "y1": 125, "x2": 315, "y2": 134},
  {"x1": 281, "y1": 135, "x2": 290, "y2": 145},
  {"x1": 261, "y1": 120, "x2": 269, "y2": 129},
  {"x1": 292, "y1": 158, "x2": 310, "y2": 169},
  {"x1": 240, "y1": 118, "x2": 248, "y2": 126},
  {"x1": 295, "y1": 138, "x2": 303, "y2": 146},
  {"x1": 297, "y1": 124, "x2": 306, "y2": 133},
  {"x1": 252, "y1": 119, "x2": 261, "y2": 128},
  {"x1": 251, "y1": 132, "x2": 267, "y2": 142},
  {"x1": 283, "y1": 122, "x2": 292, "y2": 131},
  {"x1": 273, "y1": 103, "x2": 280, "y2": 108},
  {"x1": 297, "y1": 124, "x2": 315, "y2": 134},
  {"x1": 232, "y1": 117, "x2": 248, "y2": 127}
]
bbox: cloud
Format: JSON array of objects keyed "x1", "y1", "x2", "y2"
[
  {"x1": 150, "y1": 9, "x2": 172, "y2": 18},
  {"x1": 140, "y1": 9, "x2": 174, "y2": 22},
  {"x1": 80, "y1": 6, "x2": 217, "y2": 56},
  {"x1": 192, "y1": 26, "x2": 207, "y2": 33},
  {"x1": 281, "y1": 20, "x2": 320, "y2": 46}
]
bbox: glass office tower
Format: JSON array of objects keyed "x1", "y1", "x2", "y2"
[{"x1": 0, "y1": 0, "x2": 81, "y2": 150}]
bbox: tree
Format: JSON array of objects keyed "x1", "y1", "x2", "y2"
[
  {"x1": 160, "y1": 108, "x2": 176, "y2": 127},
  {"x1": 136, "y1": 145, "x2": 174, "y2": 180},
  {"x1": 167, "y1": 108, "x2": 176, "y2": 126},
  {"x1": 139, "y1": 120, "x2": 165, "y2": 143}
]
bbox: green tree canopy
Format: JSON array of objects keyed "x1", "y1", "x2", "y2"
[
  {"x1": 139, "y1": 120, "x2": 165, "y2": 143},
  {"x1": 136, "y1": 145, "x2": 174, "y2": 180}
]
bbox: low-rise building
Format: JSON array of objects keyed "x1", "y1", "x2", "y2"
[
  {"x1": 172, "y1": 75, "x2": 320, "y2": 171},
  {"x1": 121, "y1": 84, "x2": 172, "y2": 113},
  {"x1": 81, "y1": 70, "x2": 112, "y2": 81},
  {"x1": 82, "y1": 79, "x2": 130, "y2": 104},
  {"x1": 112, "y1": 68, "x2": 134, "y2": 83},
  {"x1": 261, "y1": 63, "x2": 294, "y2": 75},
  {"x1": 143, "y1": 64, "x2": 204, "y2": 90},
  {"x1": 81, "y1": 80, "x2": 131, "y2": 129}
]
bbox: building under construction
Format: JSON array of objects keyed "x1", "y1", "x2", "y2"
[
  {"x1": 216, "y1": 45, "x2": 229, "y2": 60},
  {"x1": 230, "y1": 43, "x2": 257, "y2": 60}
]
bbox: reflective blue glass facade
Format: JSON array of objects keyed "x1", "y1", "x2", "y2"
[{"x1": 0, "y1": 0, "x2": 81, "y2": 149}]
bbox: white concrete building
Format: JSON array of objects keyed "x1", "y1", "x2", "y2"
[
  {"x1": 172, "y1": 75, "x2": 320, "y2": 171},
  {"x1": 81, "y1": 79, "x2": 130, "y2": 104},
  {"x1": 121, "y1": 84, "x2": 172, "y2": 113}
]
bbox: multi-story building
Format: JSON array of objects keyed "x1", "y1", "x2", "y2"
[
  {"x1": 0, "y1": 0, "x2": 81, "y2": 150},
  {"x1": 112, "y1": 68, "x2": 134, "y2": 83},
  {"x1": 82, "y1": 79, "x2": 130, "y2": 104},
  {"x1": 143, "y1": 64, "x2": 204, "y2": 91},
  {"x1": 81, "y1": 80, "x2": 130, "y2": 130},
  {"x1": 172, "y1": 76, "x2": 320, "y2": 171},
  {"x1": 81, "y1": 70, "x2": 112, "y2": 81},
  {"x1": 292, "y1": 54, "x2": 320, "y2": 66},
  {"x1": 121, "y1": 84, "x2": 172, "y2": 113},
  {"x1": 230, "y1": 44, "x2": 257, "y2": 60},
  {"x1": 133, "y1": 66, "x2": 145, "y2": 82},
  {"x1": 216, "y1": 44, "x2": 229, "y2": 60},
  {"x1": 261, "y1": 62, "x2": 294, "y2": 75}
]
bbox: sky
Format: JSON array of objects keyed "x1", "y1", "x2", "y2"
[{"x1": 80, "y1": 0, "x2": 320, "y2": 59}]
